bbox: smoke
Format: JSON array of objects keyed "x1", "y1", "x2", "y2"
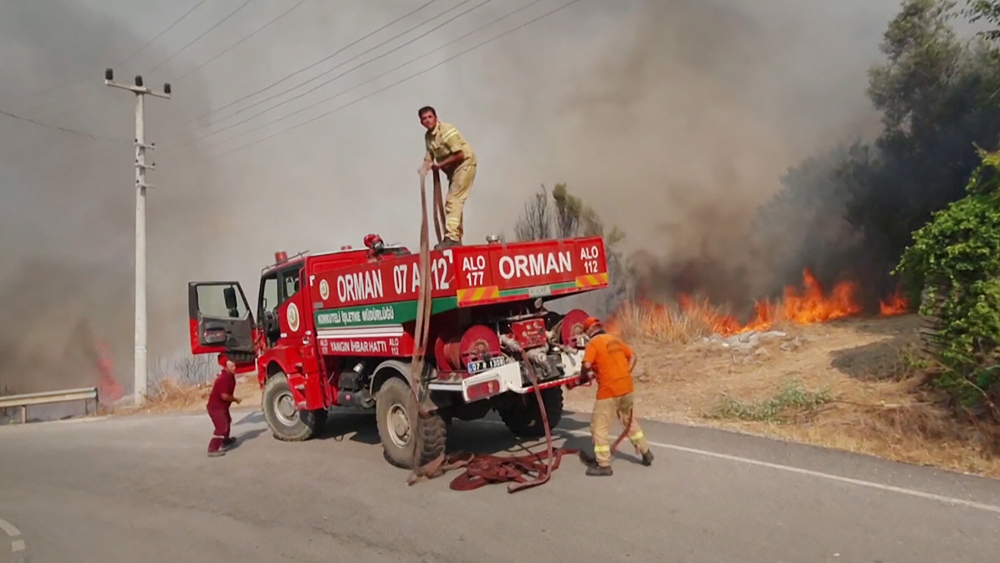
[
  {"x1": 0, "y1": 0, "x2": 222, "y2": 394},
  {"x1": 0, "y1": 0, "x2": 914, "y2": 395},
  {"x1": 448, "y1": 0, "x2": 904, "y2": 315}
]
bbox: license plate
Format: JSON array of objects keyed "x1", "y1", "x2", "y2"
[
  {"x1": 467, "y1": 356, "x2": 506, "y2": 374},
  {"x1": 527, "y1": 285, "x2": 551, "y2": 298}
]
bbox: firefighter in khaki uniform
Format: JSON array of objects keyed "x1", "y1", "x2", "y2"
[
  {"x1": 417, "y1": 105, "x2": 477, "y2": 249},
  {"x1": 580, "y1": 317, "x2": 654, "y2": 476}
]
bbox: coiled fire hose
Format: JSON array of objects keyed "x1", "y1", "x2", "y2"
[{"x1": 403, "y1": 170, "x2": 633, "y2": 491}]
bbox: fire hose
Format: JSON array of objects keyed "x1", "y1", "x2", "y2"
[{"x1": 403, "y1": 170, "x2": 633, "y2": 492}]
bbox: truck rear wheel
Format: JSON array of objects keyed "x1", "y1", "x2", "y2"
[
  {"x1": 262, "y1": 373, "x2": 327, "y2": 441},
  {"x1": 375, "y1": 377, "x2": 446, "y2": 469},
  {"x1": 498, "y1": 386, "x2": 564, "y2": 438}
]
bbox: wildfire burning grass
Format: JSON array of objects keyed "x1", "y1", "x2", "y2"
[{"x1": 607, "y1": 268, "x2": 910, "y2": 341}]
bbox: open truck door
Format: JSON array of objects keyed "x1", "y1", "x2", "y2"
[{"x1": 187, "y1": 281, "x2": 257, "y2": 373}]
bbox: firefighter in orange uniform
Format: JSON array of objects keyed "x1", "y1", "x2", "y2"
[{"x1": 580, "y1": 317, "x2": 653, "y2": 476}]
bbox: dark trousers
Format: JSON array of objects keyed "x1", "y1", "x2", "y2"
[{"x1": 207, "y1": 407, "x2": 233, "y2": 453}]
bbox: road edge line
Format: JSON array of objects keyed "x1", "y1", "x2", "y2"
[
  {"x1": 479, "y1": 419, "x2": 1000, "y2": 515},
  {"x1": 0, "y1": 519, "x2": 19, "y2": 537}
]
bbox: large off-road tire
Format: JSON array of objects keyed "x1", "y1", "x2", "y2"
[
  {"x1": 262, "y1": 373, "x2": 327, "y2": 442},
  {"x1": 375, "y1": 377, "x2": 447, "y2": 469},
  {"x1": 498, "y1": 386, "x2": 564, "y2": 438}
]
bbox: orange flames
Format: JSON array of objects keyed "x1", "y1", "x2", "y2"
[
  {"x1": 878, "y1": 291, "x2": 910, "y2": 316},
  {"x1": 607, "y1": 268, "x2": 910, "y2": 337}
]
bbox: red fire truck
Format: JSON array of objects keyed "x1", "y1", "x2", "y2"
[{"x1": 187, "y1": 233, "x2": 609, "y2": 468}]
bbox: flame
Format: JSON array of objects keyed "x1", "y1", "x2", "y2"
[
  {"x1": 94, "y1": 339, "x2": 124, "y2": 404},
  {"x1": 781, "y1": 269, "x2": 863, "y2": 324},
  {"x1": 606, "y1": 268, "x2": 910, "y2": 338},
  {"x1": 879, "y1": 288, "x2": 910, "y2": 316}
]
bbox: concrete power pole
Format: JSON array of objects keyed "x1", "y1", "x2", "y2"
[{"x1": 104, "y1": 68, "x2": 171, "y2": 405}]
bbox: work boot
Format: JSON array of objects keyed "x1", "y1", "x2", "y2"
[
  {"x1": 434, "y1": 238, "x2": 460, "y2": 250},
  {"x1": 641, "y1": 450, "x2": 654, "y2": 466},
  {"x1": 586, "y1": 464, "x2": 613, "y2": 477}
]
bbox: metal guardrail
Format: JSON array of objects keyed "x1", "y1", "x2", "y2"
[{"x1": 0, "y1": 387, "x2": 99, "y2": 424}]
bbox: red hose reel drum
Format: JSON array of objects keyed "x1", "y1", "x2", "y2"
[
  {"x1": 559, "y1": 309, "x2": 590, "y2": 348},
  {"x1": 435, "y1": 324, "x2": 501, "y2": 371}
]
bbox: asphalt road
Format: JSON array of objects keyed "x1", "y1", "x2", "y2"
[{"x1": 1, "y1": 407, "x2": 999, "y2": 563}]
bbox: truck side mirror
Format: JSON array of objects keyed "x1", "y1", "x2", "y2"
[{"x1": 224, "y1": 287, "x2": 238, "y2": 312}]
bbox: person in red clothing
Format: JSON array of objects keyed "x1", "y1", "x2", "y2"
[{"x1": 207, "y1": 354, "x2": 241, "y2": 457}]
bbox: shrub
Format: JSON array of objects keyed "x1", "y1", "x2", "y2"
[{"x1": 895, "y1": 145, "x2": 1000, "y2": 414}]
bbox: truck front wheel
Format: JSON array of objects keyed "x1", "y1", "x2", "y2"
[
  {"x1": 498, "y1": 386, "x2": 564, "y2": 438},
  {"x1": 375, "y1": 377, "x2": 447, "y2": 469},
  {"x1": 262, "y1": 373, "x2": 327, "y2": 441}
]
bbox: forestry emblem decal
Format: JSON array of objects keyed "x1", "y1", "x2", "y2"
[{"x1": 287, "y1": 302, "x2": 300, "y2": 333}]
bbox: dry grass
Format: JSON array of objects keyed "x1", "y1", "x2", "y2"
[
  {"x1": 609, "y1": 300, "x2": 716, "y2": 343},
  {"x1": 109, "y1": 374, "x2": 261, "y2": 416},
  {"x1": 567, "y1": 312, "x2": 1000, "y2": 479}
]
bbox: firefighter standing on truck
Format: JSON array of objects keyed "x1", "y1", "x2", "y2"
[
  {"x1": 207, "y1": 354, "x2": 241, "y2": 457},
  {"x1": 418, "y1": 105, "x2": 476, "y2": 250},
  {"x1": 580, "y1": 317, "x2": 654, "y2": 476}
]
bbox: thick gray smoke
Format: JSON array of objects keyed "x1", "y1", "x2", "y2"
[
  {"x1": 0, "y1": 0, "x2": 222, "y2": 395},
  {"x1": 449, "y1": 0, "x2": 904, "y2": 314},
  {"x1": 0, "y1": 0, "x2": 911, "y2": 395}
]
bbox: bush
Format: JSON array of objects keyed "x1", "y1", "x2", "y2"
[{"x1": 894, "y1": 145, "x2": 1000, "y2": 414}]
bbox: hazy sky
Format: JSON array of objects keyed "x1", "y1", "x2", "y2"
[{"x1": 0, "y1": 0, "x2": 907, "y2": 388}]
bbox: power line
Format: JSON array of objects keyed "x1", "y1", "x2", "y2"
[
  {"x1": 198, "y1": 0, "x2": 541, "y2": 148},
  {"x1": 24, "y1": 0, "x2": 253, "y2": 131},
  {"x1": 120, "y1": 0, "x2": 213, "y2": 67},
  {"x1": 27, "y1": 0, "x2": 259, "y2": 122},
  {"x1": 181, "y1": 0, "x2": 442, "y2": 126},
  {"x1": 173, "y1": 0, "x2": 312, "y2": 82},
  {"x1": 0, "y1": 108, "x2": 120, "y2": 141},
  {"x1": 218, "y1": 0, "x2": 481, "y2": 122},
  {"x1": 200, "y1": 0, "x2": 583, "y2": 162},
  {"x1": 193, "y1": 0, "x2": 491, "y2": 142},
  {"x1": 149, "y1": 0, "x2": 258, "y2": 72},
  {"x1": 8, "y1": 0, "x2": 211, "y2": 111}
]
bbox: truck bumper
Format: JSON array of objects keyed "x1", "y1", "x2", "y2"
[{"x1": 427, "y1": 348, "x2": 585, "y2": 403}]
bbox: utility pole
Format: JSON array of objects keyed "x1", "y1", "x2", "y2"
[{"x1": 104, "y1": 68, "x2": 171, "y2": 405}]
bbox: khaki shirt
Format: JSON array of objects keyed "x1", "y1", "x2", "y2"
[{"x1": 424, "y1": 121, "x2": 476, "y2": 172}]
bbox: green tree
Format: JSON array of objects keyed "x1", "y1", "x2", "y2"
[
  {"x1": 755, "y1": 0, "x2": 1000, "y2": 305},
  {"x1": 846, "y1": 0, "x2": 1000, "y2": 258},
  {"x1": 965, "y1": 0, "x2": 1000, "y2": 40}
]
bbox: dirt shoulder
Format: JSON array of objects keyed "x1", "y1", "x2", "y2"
[{"x1": 565, "y1": 314, "x2": 1000, "y2": 480}]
